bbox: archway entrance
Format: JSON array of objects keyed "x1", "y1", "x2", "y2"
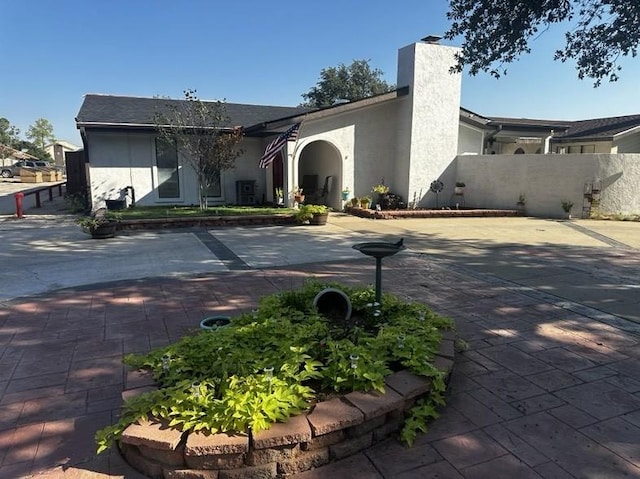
[{"x1": 296, "y1": 140, "x2": 342, "y2": 210}]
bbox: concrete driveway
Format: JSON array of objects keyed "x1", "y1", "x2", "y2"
[{"x1": 2, "y1": 191, "x2": 640, "y2": 479}]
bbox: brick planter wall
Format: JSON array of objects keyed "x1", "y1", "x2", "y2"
[
  {"x1": 345, "y1": 206, "x2": 521, "y2": 219},
  {"x1": 118, "y1": 331, "x2": 455, "y2": 479}
]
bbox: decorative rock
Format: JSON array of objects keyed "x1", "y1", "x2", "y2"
[
  {"x1": 184, "y1": 453, "x2": 245, "y2": 470},
  {"x1": 434, "y1": 356, "x2": 454, "y2": 376},
  {"x1": 218, "y1": 462, "x2": 277, "y2": 479},
  {"x1": 246, "y1": 444, "x2": 299, "y2": 466},
  {"x1": 251, "y1": 414, "x2": 311, "y2": 449},
  {"x1": 346, "y1": 415, "x2": 386, "y2": 438},
  {"x1": 186, "y1": 431, "x2": 249, "y2": 455},
  {"x1": 344, "y1": 388, "x2": 404, "y2": 420},
  {"x1": 300, "y1": 430, "x2": 345, "y2": 451},
  {"x1": 121, "y1": 419, "x2": 185, "y2": 451},
  {"x1": 163, "y1": 468, "x2": 219, "y2": 479},
  {"x1": 329, "y1": 432, "x2": 372, "y2": 460},
  {"x1": 385, "y1": 370, "x2": 431, "y2": 399},
  {"x1": 120, "y1": 443, "x2": 163, "y2": 479},
  {"x1": 441, "y1": 329, "x2": 456, "y2": 341},
  {"x1": 437, "y1": 339, "x2": 455, "y2": 360},
  {"x1": 306, "y1": 398, "x2": 364, "y2": 436},
  {"x1": 373, "y1": 413, "x2": 404, "y2": 441},
  {"x1": 139, "y1": 442, "x2": 185, "y2": 466},
  {"x1": 277, "y1": 447, "x2": 330, "y2": 475}
]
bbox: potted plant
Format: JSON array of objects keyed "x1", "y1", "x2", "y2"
[
  {"x1": 292, "y1": 186, "x2": 305, "y2": 204},
  {"x1": 350, "y1": 197, "x2": 360, "y2": 207},
  {"x1": 77, "y1": 211, "x2": 119, "y2": 239},
  {"x1": 360, "y1": 195, "x2": 371, "y2": 209},
  {"x1": 294, "y1": 204, "x2": 330, "y2": 225},
  {"x1": 561, "y1": 200, "x2": 574, "y2": 219},
  {"x1": 454, "y1": 182, "x2": 466, "y2": 195},
  {"x1": 516, "y1": 194, "x2": 526, "y2": 214},
  {"x1": 371, "y1": 184, "x2": 389, "y2": 195},
  {"x1": 341, "y1": 187, "x2": 350, "y2": 201},
  {"x1": 274, "y1": 187, "x2": 284, "y2": 206}
]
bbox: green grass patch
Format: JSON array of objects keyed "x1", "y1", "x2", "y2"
[
  {"x1": 114, "y1": 205, "x2": 296, "y2": 220},
  {"x1": 95, "y1": 280, "x2": 454, "y2": 453}
]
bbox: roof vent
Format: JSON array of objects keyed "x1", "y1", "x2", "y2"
[{"x1": 421, "y1": 35, "x2": 442, "y2": 44}]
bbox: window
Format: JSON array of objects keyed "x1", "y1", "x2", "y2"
[
  {"x1": 155, "y1": 138, "x2": 180, "y2": 198},
  {"x1": 568, "y1": 144, "x2": 596, "y2": 153},
  {"x1": 204, "y1": 170, "x2": 221, "y2": 197}
]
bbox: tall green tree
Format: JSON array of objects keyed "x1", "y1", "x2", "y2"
[
  {"x1": 26, "y1": 118, "x2": 55, "y2": 149},
  {"x1": 300, "y1": 59, "x2": 395, "y2": 108},
  {"x1": 0, "y1": 118, "x2": 20, "y2": 149},
  {"x1": 155, "y1": 89, "x2": 244, "y2": 209},
  {"x1": 445, "y1": 0, "x2": 640, "y2": 86}
]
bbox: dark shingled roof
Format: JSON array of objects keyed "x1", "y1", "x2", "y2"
[
  {"x1": 77, "y1": 94, "x2": 640, "y2": 142},
  {"x1": 485, "y1": 114, "x2": 640, "y2": 140},
  {"x1": 555, "y1": 114, "x2": 640, "y2": 140},
  {"x1": 75, "y1": 94, "x2": 312, "y2": 130}
]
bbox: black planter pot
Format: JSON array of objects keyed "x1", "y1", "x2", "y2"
[
  {"x1": 313, "y1": 288, "x2": 352, "y2": 322},
  {"x1": 200, "y1": 316, "x2": 231, "y2": 331}
]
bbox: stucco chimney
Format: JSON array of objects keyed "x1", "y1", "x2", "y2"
[{"x1": 395, "y1": 40, "x2": 462, "y2": 207}]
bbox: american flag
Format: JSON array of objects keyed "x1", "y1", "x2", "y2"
[{"x1": 259, "y1": 123, "x2": 301, "y2": 168}]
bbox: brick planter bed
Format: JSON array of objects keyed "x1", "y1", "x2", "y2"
[
  {"x1": 346, "y1": 206, "x2": 522, "y2": 219},
  {"x1": 118, "y1": 331, "x2": 455, "y2": 479}
]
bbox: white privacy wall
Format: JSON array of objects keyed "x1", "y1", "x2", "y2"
[{"x1": 455, "y1": 153, "x2": 640, "y2": 217}]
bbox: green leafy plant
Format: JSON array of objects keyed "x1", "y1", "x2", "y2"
[
  {"x1": 76, "y1": 211, "x2": 120, "y2": 232},
  {"x1": 359, "y1": 195, "x2": 371, "y2": 207},
  {"x1": 561, "y1": 200, "x2": 574, "y2": 213},
  {"x1": 95, "y1": 280, "x2": 454, "y2": 453},
  {"x1": 372, "y1": 184, "x2": 390, "y2": 195}
]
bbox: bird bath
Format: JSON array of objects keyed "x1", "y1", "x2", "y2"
[{"x1": 352, "y1": 240, "x2": 405, "y2": 303}]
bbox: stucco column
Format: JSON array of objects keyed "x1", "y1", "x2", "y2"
[{"x1": 395, "y1": 41, "x2": 462, "y2": 207}]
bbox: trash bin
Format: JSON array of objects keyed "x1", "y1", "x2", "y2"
[{"x1": 105, "y1": 199, "x2": 126, "y2": 210}]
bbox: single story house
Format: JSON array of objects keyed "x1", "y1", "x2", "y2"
[
  {"x1": 75, "y1": 38, "x2": 640, "y2": 217},
  {"x1": 44, "y1": 140, "x2": 81, "y2": 169}
]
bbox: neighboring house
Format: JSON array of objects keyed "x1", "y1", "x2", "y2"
[
  {"x1": 0, "y1": 144, "x2": 39, "y2": 167},
  {"x1": 44, "y1": 140, "x2": 81, "y2": 169},
  {"x1": 75, "y1": 38, "x2": 640, "y2": 217}
]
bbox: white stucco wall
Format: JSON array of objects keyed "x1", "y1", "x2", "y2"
[
  {"x1": 396, "y1": 42, "x2": 462, "y2": 206},
  {"x1": 458, "y1": 123, "x2": 484, "y2": 155},
  {"x1": 87, "y1": 131, "x2": 270, "y2": 209},
  {"x1": 294, "y1": 100, "x2": 398, "y2": 201},
  {"x1": 455, "y1": 153, "x2": 640, "y2": 217}
]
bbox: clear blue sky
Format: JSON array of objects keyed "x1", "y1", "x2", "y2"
[{"x1": 2, "y1": 0, "x2": 639, "y2": 145}]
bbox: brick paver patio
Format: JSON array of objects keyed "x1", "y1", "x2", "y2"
[{"x1": 2, "y1": 246, "x2": 640, "y2": 478}]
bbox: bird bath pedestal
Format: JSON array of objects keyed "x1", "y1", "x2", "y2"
[{"x1": 352, "y1": 240, "x2": 405, "y2": 303}]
